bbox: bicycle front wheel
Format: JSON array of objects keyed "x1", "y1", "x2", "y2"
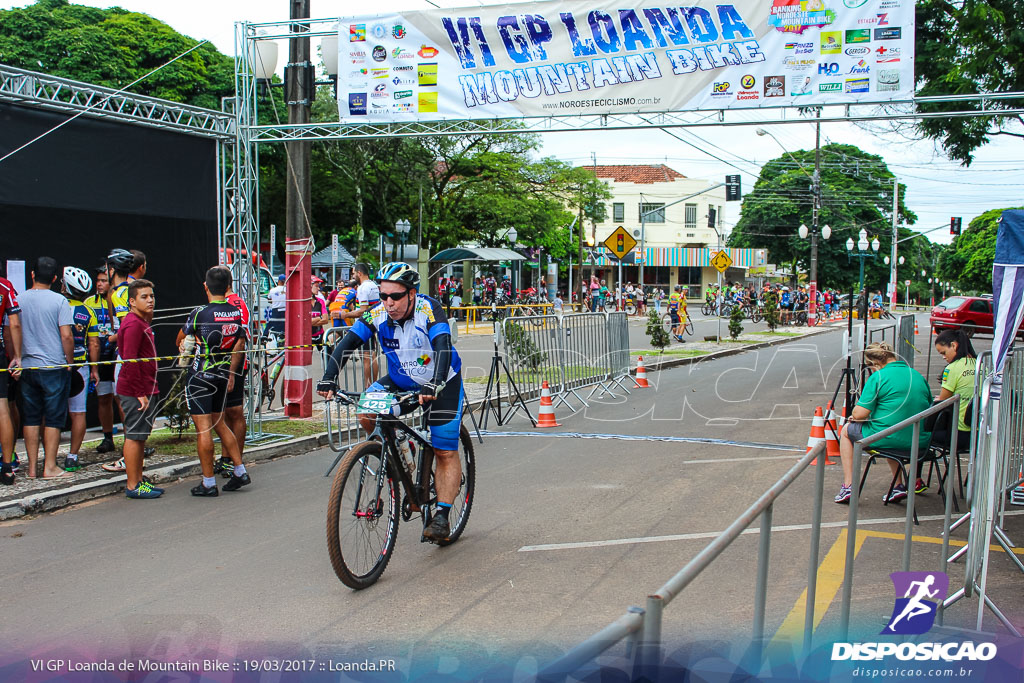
[
  {"x1": 684, "y1": 318, "x2": 694, "y2": 336},
  {"x1": 326, "y1": 441, "x2": 400, "y2": 590}
]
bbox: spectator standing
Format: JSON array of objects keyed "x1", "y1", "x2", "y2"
[
  {"x1": 18, "y1": 257, "x2": 74, "y2": 479},
  {"x1": 268, "y1": 274, "x2": 286, "y2": 336},
  {"x1": 61, "y1": 267, "x2": 100, "y2": 472},
  {"x1": 0, "y1": 272, "x2": 22, "y2": 485},
  {"x1": 341, "y1": 264, "x2": 380, "y2": 387},
  {"x1": 329, "y1": 278, "x2": 358, "y2": 330},
  {"x1": 222, "y1": 278, "x2": 252, "y2": 478},
  {"x1": 84, "y1": 266, "x2": 116, "y2": 453},
  {"x1": 310, "y1": 276, "x2": 329, "y2": 348},
  {"x1": 182, "y1": 267, "x2": 250, "y2": 497},
  {"x1": 116, "y1": 279, "x2": 162, "y2": 499}
]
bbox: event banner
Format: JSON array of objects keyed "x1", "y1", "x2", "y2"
[{"x1": 336, "y1": 0, "x2": 914, "y2": 122}]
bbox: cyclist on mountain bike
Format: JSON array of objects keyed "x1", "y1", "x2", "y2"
[
  {"x1": 668, "y1": 285, "x2": 687, "y2": 343},
  {"x1": 317, "y1": 262, "x2": 464, "y2": 543}
]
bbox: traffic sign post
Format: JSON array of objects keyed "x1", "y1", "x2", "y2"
[
  {"x1": 331, "y1": 233, "x2": 339, "y2": 286},
  {"x1": 603, "y1": 226, "x2": 637, "y2": 309},
  {"x1": 711, "y1": 250, "x2": 733, "y2": 273}
]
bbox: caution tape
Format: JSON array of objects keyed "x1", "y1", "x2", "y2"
[{"x1": 0, "y1": 342, "x2": 330, "y2": 374}]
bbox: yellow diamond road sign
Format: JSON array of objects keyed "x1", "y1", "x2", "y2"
[
  {"x1": 603, "y1": 226, "x2": 637, "y2": 260},
  {"x1": 711, "y1": 250, "x2": 733, "y2": 273}
]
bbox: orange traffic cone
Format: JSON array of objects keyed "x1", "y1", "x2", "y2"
[
  {"x1": 823, "y1": 402, "x2": 840, "y2": 465},
  {"x1": 536, "y1": 380, "x2": 561, "y2": 428},
  {"x1": 807, "y1": 406, "x2": 828, "y2": 465},
  {"x1": 914, "y1": 320, "x2": 919, "y2": 335},
  {"x1": 636, "y1": 356, "x2": 651, "y2": 388}
]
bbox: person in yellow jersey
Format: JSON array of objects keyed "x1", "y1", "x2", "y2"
[
  {"x1": 84, "y1": 265, "x2": 117, "y2": 454},
  {"x1": 60, "y1": 267, "x2": 100, "y2": 472},
  {"x1": 668, "y1": 285, "x2": 687, "y2": 343}
]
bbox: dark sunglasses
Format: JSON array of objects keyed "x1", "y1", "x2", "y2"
[{"x1": 379, "y1": 291, "x2": 411, "y2": 302}]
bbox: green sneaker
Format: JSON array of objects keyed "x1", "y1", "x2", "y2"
[
  {"x1": 64, "y1": 457, "x2": 83, "y2": 472},
  {"x1": 126, "y1": 480, "x2": 162, "y2": 499}
]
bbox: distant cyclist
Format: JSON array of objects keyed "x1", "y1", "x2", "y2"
[
  {"x1": 668, "y1": 285, "x2": 686, "y2": 343},
  {"x1": 62, "y1": 267, "x2": 100, "y2": 472},
  {"x1": 318, "y1": 262, "x2": 464, "y2": 543}
]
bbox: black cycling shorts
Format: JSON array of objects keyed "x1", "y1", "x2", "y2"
[
  {"x1": 185, "y1": 372, "x2": 233, "y2": 415},
  {"x1": 366, "y1": 374, "x2": 464, "y2": 451}
]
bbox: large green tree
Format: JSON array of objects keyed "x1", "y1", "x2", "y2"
[
  {"x1": 938, "y1": 207, "x2": 1024, "y2": 292},
  {"x1": 915, "y1": 0, "x2": 1024, "y2": 164},
  {"x1": 729, "y1": 144, "x2": 924, "y2": 292},
  {"x1": 0, "y1": 0, "x2": 233, "y2": 109}
]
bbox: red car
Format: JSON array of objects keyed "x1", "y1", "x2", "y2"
[{"x1": 930, "y1": 295, "x2": 1024, "y2": 337}]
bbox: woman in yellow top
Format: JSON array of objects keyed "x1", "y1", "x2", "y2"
[{"x1": 933, "y1": 328, "x2": 977, "y2": 453}]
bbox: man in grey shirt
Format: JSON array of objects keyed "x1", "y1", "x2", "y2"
[{"x1": 19, "y1": 256, "x2": 74, "y2": 479}]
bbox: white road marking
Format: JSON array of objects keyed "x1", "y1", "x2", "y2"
[{"x1": 518, "y1": 510, "x2": 1024, "y2": 552}]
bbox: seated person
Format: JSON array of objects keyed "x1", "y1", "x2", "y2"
[
  {"x1": 835, "y1": 342, "x2": 932, "y2": 504},
  {"x1": 932, "y1": 329, "x2": 977, "y2": 453}
]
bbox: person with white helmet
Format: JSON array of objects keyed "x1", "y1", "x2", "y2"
[
  {"x1": 318, "y1": 262, "x2": 465, "y2": 543},
  {"x1": 61, "y1": 267, "x2": 100, "y2": 472}
]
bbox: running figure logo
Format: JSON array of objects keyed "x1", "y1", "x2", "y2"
[{"x1": 883, "y1": 571, "x2": 949, "y2": 634}]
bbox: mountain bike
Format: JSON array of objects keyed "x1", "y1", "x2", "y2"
[
  {"x1": 662, "y1": 311, "x2": 694, "y2": 339},
  {"x1": 325, "y1": 389, "x2": 475, "y2": 590},
  {"x1": 255, "y1": 330, "x2": 285, "y2": 409}
]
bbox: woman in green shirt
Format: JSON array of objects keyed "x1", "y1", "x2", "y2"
[
  {"x1": 933, "y1": 329, "x2": 978, "y2": 452},
  {"x1": 835, "y1": 342, "x2": 933, "y2": 505}
]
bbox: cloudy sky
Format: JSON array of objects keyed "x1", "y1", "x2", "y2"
[{"x1": 3, "y1": 0, "x2": 1021, "y2": 251}]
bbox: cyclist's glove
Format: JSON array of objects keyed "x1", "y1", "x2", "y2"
[
  {"x1": 419, "y1": 381, "x2": 444, "y2": 399},
  {"x1": 316, "y1": 379, "x2": 337, "y2": 395}
]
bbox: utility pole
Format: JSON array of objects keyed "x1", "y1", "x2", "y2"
[
  {"x1": 808, "y1": 109, "x2": 821, "y2": 326},
  {"x1": 283, "y1": 0, "x2": 312, "y2": 418},
  {"x1": 889, "y1": 177, "x2": 899, "y2": 313},
  {"x1": 576, "y1": 183, "x2": 584, "y2": 305}
]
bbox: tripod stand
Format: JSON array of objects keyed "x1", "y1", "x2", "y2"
[{"x1": 479, "y1": 331, "x2": 535, "y2": 429}]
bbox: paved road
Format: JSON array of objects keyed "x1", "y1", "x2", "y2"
[{"x1": 2, "y1": 314, "x2": 1020, "y2": 677}]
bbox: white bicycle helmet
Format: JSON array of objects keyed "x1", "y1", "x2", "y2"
[
  {"x1": 376, "y1": 262, "x2": 419, "y2": 289},
  {"x1": 63, "y1": 266, "x2": 93, "y2": 299}
]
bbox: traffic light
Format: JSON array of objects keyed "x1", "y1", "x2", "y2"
[
  {"x1": 950, "y1": 217, "x2": 962, "y2": 235},
  {"x1": 708, "y1": 207, "x2": 717, "y2": 228},
  {"x1": 725, "y1": 175, "x2": 741, "y2": 201}
]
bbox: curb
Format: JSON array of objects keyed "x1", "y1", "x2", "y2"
[
  {"x1": 0, "y1": 328, "x2": 834, "y2": 520},
  {"x1": 0, "y1": 431, "x2": 333, "y2": 521}
]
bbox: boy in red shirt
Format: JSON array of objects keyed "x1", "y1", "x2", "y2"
[{"x1": 116, "y1": 279, "x2": 162, "y2": 499}]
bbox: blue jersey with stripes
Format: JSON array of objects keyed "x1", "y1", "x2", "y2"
[{"x1": 349, "y1": 294, "x2": 461, "y2": 391}]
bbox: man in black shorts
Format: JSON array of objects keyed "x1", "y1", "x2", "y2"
[
  {"x1": 181, "y1": 266, "x2": 250, "y2": 497},
  {"x1": 1, "y1": 273, "x2": 22, "y2": 485}
]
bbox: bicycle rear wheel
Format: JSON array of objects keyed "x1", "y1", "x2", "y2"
[
  {"x1": 684, "y1": 318, "x2": 694, "y2": 336},
  {"x1": 432, "y1": 425, "x2": 476, "y2": 546},
  {"x1": 326, "y1": 441, "x2": 400, "y2": 589}
]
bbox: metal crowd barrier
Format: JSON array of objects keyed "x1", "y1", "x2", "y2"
[
  {"x1": 541, "y1": 397, "x2": 967, "y2": 679},
  {"x1": 538, "y1": 442, "x2": 831, "y2": 680},
  {"x1": 897, "y1": 314, "x2": 916, "y2": 368},
  {"x1": 559, "y1": 312, "x2": 613, "y2": 407},
  {"x1": 867, "y1": 322, "x2": 897, "y2": 347},
  {"x1": 499, "y1": 314, "x2": 569, "y2": 409},
  {"x1": 600, "y1": 311, "x2": 636, "y2": 398}
]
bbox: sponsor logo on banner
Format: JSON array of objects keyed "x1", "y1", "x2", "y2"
[
  {"x1": 845, "y1": 29, "x2": 871, "y2": 43},
  {"x1": 736, "y1": 91, "x2": 758, "y2": 101},
  {"x1": 392, "y1": 65, "x2": 413, "y2": 72},
  {"x1": 843, "y1": 0, "x2": 870, "y2": 7},
  {"x1": 394, "y1": 90, "x2": 413, "y2": 100},
  {"x1": 848, "y1": 60, "x2": 870, "y2": 75},
  {"x1": 818, "y1": 62, "x2": 839, "y2": 75},
  {"x1": 418, "y1": 63, "x2": 438, "y2": 86},
  {"x1": 392, "y1": 102, "x2": 415, "y2": 112},
  {"x1": 740, "y1": 74, "x2": 756, "y2": 89},
  {"x1": 370, "y1": 68, "x2": 390, "y2": 79},
  {"x1": 845, "y1": 46, "x2": 870, "y2": 56},
  {"x1": 768, "y1": 0, "x2": 836, "y2": 33},
  {"x1": 349, "y1": 68, "x2": 368, "y2": 78},
  {"x1": 875, "y1": 27, "x2": 902, "y2": 40},
  {"x1": 791, "y1": 76, "x2": 813, "y2": 96},
  {"x1": 418, "y1": 91, "x2": 438, "y2": 113},
  {"x1": 819, "y1": 82, "x2": 842, "y2": 92},
  {"x1": 417, "y1": 45, "x2": 439, "y2": 59},
  {"x1": 876, "y1": 13, "x2": 890, "y2": 25},
  {"x1": 821, "y1": 32, "x2": 842, "y2": 54},
  {"x1": 349, "y1": 24, "x2": 366, "y2": 42},
  {"x1": 764, "y1": 75, "x2": 785, "y2": 97},
  {"x1": 348, "y1": 93, "x2": 367, "y2": 115},
  {"x1": 711, "y1": 81, "x2": 732, "y2": 97},
  {"x1": 349, "y1": 82, "x2": 368, "y2": 89},
  {"x1": 783, "y1": 57, "x2": 816, "y2": 71},
  {"x1": 784, "y1": 41, "x2": 814, "y2": 54},
  {"x1": 392, "y1": 46, "x2": 415, "y2": 59},
  {"x1": 879, "y1": 0, "x2": 901, "y2": 8},
  {"x1": 845, "y1": 78, "x2": 870, "y2": 93},
  {"x1": 392, "y1": 24, "x2": 407, "y2": 39},
  {"x1": 372, "y1": 46, "x2": 387, "y2": 62},
  {"x1": 878, "y1": 69, "x2": 900, "y2": 91},
  {"x1": 392, "y1": 76, "x2": 415, "y2": 86},
  {"x1": 371, "y1": 23, "x2": 387, "y2": 39},
  {"x1": 371, "y1": 83, "x2": 389, "y2": 99},
  {"x1": 875, "y1": 45, "x2": 902, "y2": 62}
]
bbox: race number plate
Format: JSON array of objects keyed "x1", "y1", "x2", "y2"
[{"x1": 357, "y1": 391, "x2": 394, "y2": 415}]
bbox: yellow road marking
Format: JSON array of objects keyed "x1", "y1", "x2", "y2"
[{"x1": 772, "y1": 527, "x2": 1024, "y2": 646}]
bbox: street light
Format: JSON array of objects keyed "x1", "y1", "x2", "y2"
[
  {"x1": 504, "y1": 227, "x2": 519, "y2": 294},
  {"x1": 846, "y1": 228, "x2": 880, "y2": 293},
  {"x1": 394, "y1": 219, "x2": 411, "y2": 261}
]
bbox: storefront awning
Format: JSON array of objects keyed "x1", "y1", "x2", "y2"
[{"x1": 430, "y1": 247, "x2": 526, "y2": 262}]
